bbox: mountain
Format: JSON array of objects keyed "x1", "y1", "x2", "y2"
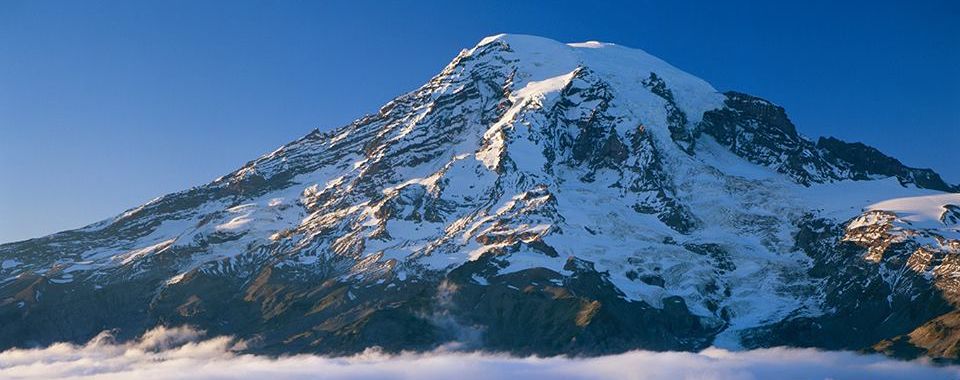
[{"x1": 1, "y1": 34, "x2": 958, "y2": 359}]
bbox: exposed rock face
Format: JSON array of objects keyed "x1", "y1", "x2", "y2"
[
  {"x1": 699, "y1": 92, "x2": 956, "y2": 191},
  {"x1": 1, "y1": 34, "x2": 958, "y2": 359},
  {"x1": 699, "y1": 91, "x2": 831, "y2": 185},
  {"x1": 817, "y1": 137, "x2": 957, "y2": 192}
]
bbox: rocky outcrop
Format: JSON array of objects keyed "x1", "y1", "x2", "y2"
[
  {"x1": 817, "y1": 137, "x2": 957, "y2": 192},
  {"x1": 699, "y1": 92, "x2": 955, "y2": 192}
]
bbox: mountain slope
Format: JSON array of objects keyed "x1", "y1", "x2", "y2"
[{"x1": 1, "y1": 34, "x2": 958, "y2": 358}]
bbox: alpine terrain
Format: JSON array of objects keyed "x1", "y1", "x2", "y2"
[{"x1": 2, "y1": 34, "x2": 958, "y2": 360}]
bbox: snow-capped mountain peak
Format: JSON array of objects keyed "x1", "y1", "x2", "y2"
[{"x1": 1, "y1": 34, "x2": 957, "y2": 359}]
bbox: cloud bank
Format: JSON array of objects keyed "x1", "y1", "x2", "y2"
[{"x1": 0, "y1": 327, "x2": 956, "y2": 380}]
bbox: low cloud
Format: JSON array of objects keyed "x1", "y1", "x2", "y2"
[{"x1": 0, "y1": 326, "x2": 957, "y2": 380}]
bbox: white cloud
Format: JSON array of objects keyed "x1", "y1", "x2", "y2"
[{"x1": 0, "y1": 326, "x2": 956, "y2": 380}]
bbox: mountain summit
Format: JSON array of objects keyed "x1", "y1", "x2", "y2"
[{"x1": 2, "y1": 34, "x2": 958, "y2": 359}]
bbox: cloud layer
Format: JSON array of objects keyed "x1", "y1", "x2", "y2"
[{"x1": 0, "y1": 326, "x2": 957, "y2": 380}]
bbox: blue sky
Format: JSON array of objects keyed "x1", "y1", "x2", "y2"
[{"x1": 1, "y1": 0, "x2": 958, "y2": 243}]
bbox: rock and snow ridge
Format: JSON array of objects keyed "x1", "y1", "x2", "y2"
[{"x1": 0, "y1": 34, "x2": 958, "y2": 358}]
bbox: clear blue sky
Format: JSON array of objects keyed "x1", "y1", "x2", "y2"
[{"x1": 1, "y1": 0, "x2": 958, "y2": 243}]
